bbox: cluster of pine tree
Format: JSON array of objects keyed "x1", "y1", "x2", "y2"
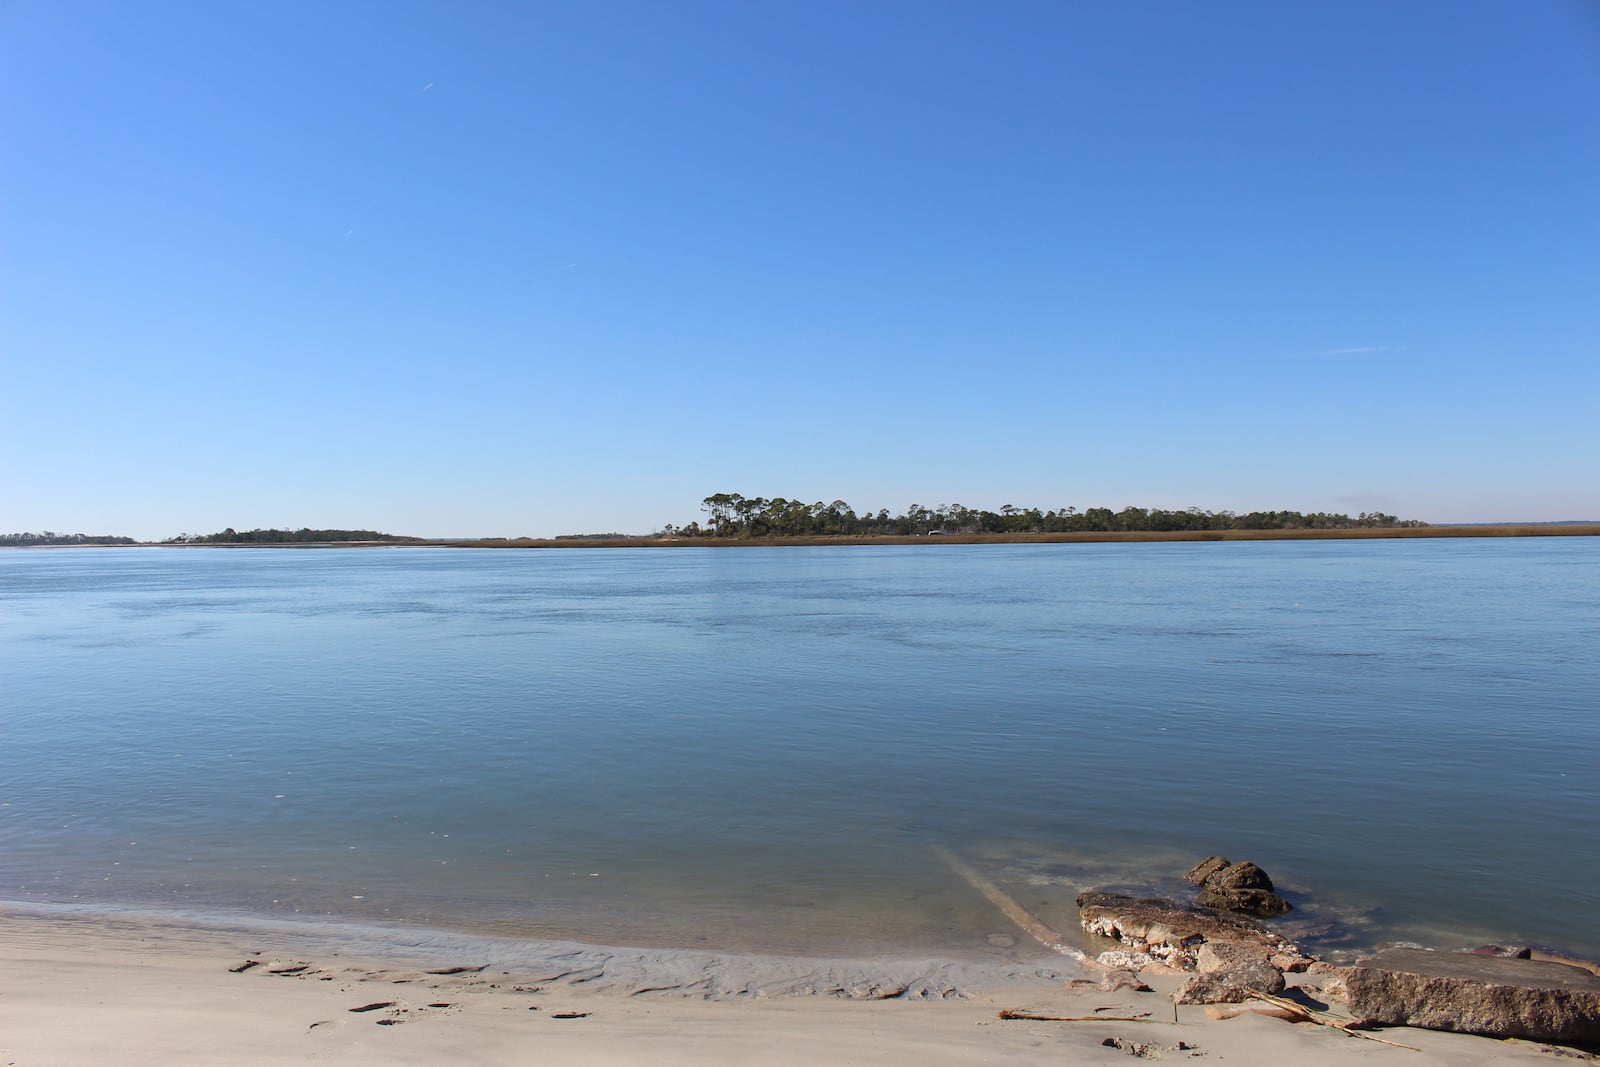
[
  {"x1": 165, "y1": 528, "x2": 418, "y2": 544},
  {"x1": 668, "y1": 495, "x2": 1426, "y2": 538},
  {"x1": 1, "y1": 531, "x2": 138, "y2": 546}
]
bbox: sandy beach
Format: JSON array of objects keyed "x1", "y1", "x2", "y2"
[{"x1": 3, "y1": 906, "x2": 1586, "y2": 1066}]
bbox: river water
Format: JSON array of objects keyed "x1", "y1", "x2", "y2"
[{"x1": 3, "y1": 540, "x2": 1596, "y2": 961}]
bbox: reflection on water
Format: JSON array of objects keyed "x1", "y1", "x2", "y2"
[{"x1": 2, "y1": 540, "x2": 1597, "y2": 960}]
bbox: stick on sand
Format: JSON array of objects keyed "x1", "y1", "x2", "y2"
[
  {"x1": 1245, "y1": 992, "x2": 1422, "y2": 1052},
  {"x1": 998, "y1": 1009, "x2": 1155, "y2": 1022}
]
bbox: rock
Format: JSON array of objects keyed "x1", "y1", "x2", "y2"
[
  {"x1": 1195, "y1": 885, "x2": 1292, "y2": 917},
  {"x1": 1472, "y1": 944, "x2": 1533, "y2": 959},
  {"x1": 1078, "y1": 892, "x2": 1310, "y2": 972},
  {"x1": 1172, "y1": 960, "x2": 1287, "y2": 1004},
  {"x1": 1101, "y1": 1036, "x2": 1199, "y2": 1058},
  {"x1": 1305, "y1": 961, "x2": 1352, "y2": 1000},
  {"x1": 1183, "y1": 858, "x2": 1292, "y2": 917},
  {"x1": 1209, "y1": 862, "x2": 1274, "y2": 892},
  {"x1": 1097, "y1": 950, "x2": 1160, "y2": 970},
  {"x1": 1347, "y1": 947, "x2": 1600, "y2": 1047},
  {"x1": 1099, "y1": 968, "x2": 1155, "y2": 993},
  {"x1": 1139, "y1": 960, "x2": 1189, "y2": 977},
  {"x1": 1197, "y1": 940, "x2": 1271, "y2": 974},
  {"x1": 1078, "y1": 893, "x2": 1281, "y2": 946},
  {"x1": 1185, "y1": 856, "x2": 1231, "y2": 886}
]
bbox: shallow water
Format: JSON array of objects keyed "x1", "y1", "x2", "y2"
[{"x1": 2, "y1": 541, "x2": 1597, "y2": 960}]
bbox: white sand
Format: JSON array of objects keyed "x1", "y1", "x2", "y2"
[{"x1": 0, "y1": 907, "x2": 1581, "y2": 1066}]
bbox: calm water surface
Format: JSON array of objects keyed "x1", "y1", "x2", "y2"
[{"x1": 3, "y1": 541, "x2": 1597, "y2": 960}]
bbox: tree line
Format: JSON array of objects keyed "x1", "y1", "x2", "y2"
[
  {"x1": 164, "y1": 527, "x2": 420, "y2": 544},
  {"x1": 665, "y1": 494, "x2": 1428, "y2": 538},
  {"x1": 1, "y1": 531, "x2": 139, "y2": 546}
]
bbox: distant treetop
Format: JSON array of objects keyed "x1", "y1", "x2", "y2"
[
  {"x1": 665, "y1": 495, "x2": 1428, "y2": 538},
  {"x1": 1, "y1": 531, "x2": 138, "y2": 546},
  {"x1": 166, "y1": 527, "x2": 420, "y2": 544}
]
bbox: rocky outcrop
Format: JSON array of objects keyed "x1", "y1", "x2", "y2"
[
  {"x1": 1076, "y1": 892, "x2": 1310, "y2": 976},
  {"x1": 1184, "y1": 857, "x2": 1292, "y2": 917},
  {"x1": 1078, "y1": 858, "x2": 1314, "y2": 1005},
  {"x1": 1347, "y1": 947, "x2": 1600, "y2": 1047}
]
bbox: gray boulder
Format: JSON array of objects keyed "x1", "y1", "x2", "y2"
[
  {"x1": 1197, "y1": 939, "x2": 1272, "y2": 974},
  {"x1": 1173, "y1": 959, "x2": 1287, "y2": 1004},
  {"x1": 1347, "y1": 947, "x2": 1600, "y2": 1047}
]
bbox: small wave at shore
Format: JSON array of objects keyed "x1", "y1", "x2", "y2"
[{"x1": 0, "y1": 899, "x2": 1081, "y2": 1001}]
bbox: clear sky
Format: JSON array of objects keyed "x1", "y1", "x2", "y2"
[{"x1": 4, "y1": 0, "x2": 1597, "y2": 538}]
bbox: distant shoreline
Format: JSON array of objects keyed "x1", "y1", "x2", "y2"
[
  {"x1": 15, "y1": 524, "x2": 1598, "y2": 549},
  {"x1": 429, "y1": 524, "x2": 1600, "y2": 548}
]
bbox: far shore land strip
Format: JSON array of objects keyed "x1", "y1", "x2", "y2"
[
  {"x1": 10, "y1": 495, "x2": 1599, "y2": 549},
  {"x1": 425, "y1": 523, "x2": 1600, "y2": 548},
  {"x1": 8, "y1": 524, "x2": 1600, "y2": 550}
]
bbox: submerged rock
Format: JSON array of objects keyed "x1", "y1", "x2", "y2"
[{"x1": 1347, "y1": 947, "x2": 1600, "y2": 1047}]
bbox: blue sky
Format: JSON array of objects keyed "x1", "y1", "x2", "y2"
[{"x1": 3, "y1": 0, "x2": 1597, "y2": 538}]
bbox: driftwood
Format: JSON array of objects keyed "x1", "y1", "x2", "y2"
[
  {"x1": 1204, "y1": 1004, "x2": 1305, "y2": 1022},
  {"x1": 1245, "y1": 991, "x2": 1422, "y2": 1052},
  {"x1": 998, "y1": 1009, "x2": 1154, "y2": 1022}
]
